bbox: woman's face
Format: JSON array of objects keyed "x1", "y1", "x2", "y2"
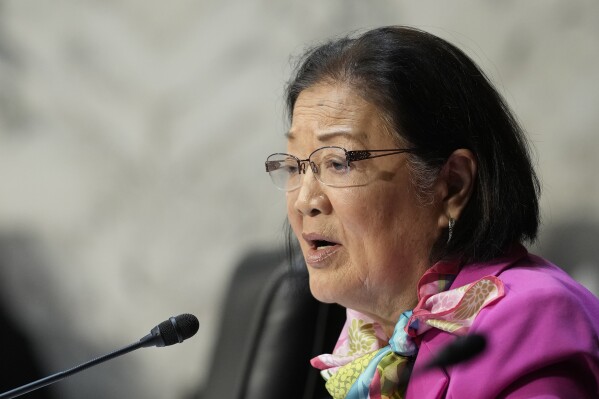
[{"x1": 286, "y1": 83, "x2": 443, "y2": 328}]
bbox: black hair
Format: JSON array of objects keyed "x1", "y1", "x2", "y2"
[{"x1": 285, "y1": 26, "x2": 540, "y2": 263}]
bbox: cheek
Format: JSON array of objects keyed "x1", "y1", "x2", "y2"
[
  {"x1": 338, "y1": 188, "x2": 402, "y2": 236},
  {"x1": 340, "y1": 187, "x2": 426, "y2": 260}
]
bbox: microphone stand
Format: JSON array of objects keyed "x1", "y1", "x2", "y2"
[{"x1": 0, "y1": 335, "x2": 155, "y2": 399}]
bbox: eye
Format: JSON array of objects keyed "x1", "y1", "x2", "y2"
[
  {"x1": 283, "y1": 163, "x2": 299, "y2": 174},
  {"x1": 323, "y1": 156, "x2": 350, "y2": 174},
  {"x1": 266, "y1": 159, "x2": 299, "y2": 174}
]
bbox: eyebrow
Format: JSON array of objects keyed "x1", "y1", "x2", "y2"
[{"x1": 285, "y1": 130, "x2": 367, "y2": 142}]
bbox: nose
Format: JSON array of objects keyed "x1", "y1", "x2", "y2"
[{"x1": 291, "y1": 165, "x2": 332, "y2": 217}]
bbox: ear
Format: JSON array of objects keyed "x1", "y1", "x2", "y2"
[{"x1": 435, "y1": 149, "x2": 477, "y2": 228}]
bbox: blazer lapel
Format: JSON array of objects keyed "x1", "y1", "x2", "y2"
[
  {"x1": 405, "y1": 245, "x2": 529, "y2": 398},
  {"x1": 405, "y1": 329, "x2": 451, "y2": 399}
]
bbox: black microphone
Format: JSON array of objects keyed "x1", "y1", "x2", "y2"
[
  {"x1": 0, "y1": 313, "x2": 200, "y2": 399},
  {"x1": 424, "y1": 333, "x2": 486, "y2": 370},
  {"x1": 399, "y1": 333, "x2": 486, "y2": 387},
  {"x1": 139, "y1": 313, "x2": 200, "y2": 348}
]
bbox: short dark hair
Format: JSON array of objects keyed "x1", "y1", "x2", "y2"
[{"x1": 285, "y1": 26, "x2": 540, "y2": 264}]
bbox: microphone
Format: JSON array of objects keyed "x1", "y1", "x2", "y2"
[
  {"x1": 0, "y1": 313, "x2": 200, "y2": 399},
  {"x1": 399, "y1": 333, "x2": 486, "y2": 387},
  {"x1": 139, "y1": 313, "x2": 200, "y2": 348},
  {"x1": 424, "y1": 333, "x2": 486, "y2": 370}
]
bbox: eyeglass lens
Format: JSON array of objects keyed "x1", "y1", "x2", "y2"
[{"x1": 267, "y1": 147, "x2": 366, "y2": 190}]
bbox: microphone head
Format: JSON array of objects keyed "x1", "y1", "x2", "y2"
[
  {"x1": 154, "y1": 314, "x2": 200, "y2": 347},
  {"x1": 176, "y1": 313, "x2": 200, "y2": 339},
  {"x1": 140, "y1": 313, "x2": 199, "y2": 348},
  {"x1": 425, "y1": 333, "x2": 486, "y2": 369}
]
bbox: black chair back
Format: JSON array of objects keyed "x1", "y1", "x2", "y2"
[{"x1": 195, "y1": 249, "x2": 345, "y2": 399}]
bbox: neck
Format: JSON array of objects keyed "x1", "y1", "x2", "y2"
[{"x1": 361, "y1": 306, "x2": 415, "y2": 339}]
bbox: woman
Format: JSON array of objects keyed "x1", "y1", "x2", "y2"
[{"x1": 265, "y1": 26, "x2": 599, "y2": 398}]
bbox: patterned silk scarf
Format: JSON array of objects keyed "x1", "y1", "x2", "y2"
[{"x1": 311, "y1": 260, "x2": 505, "y2": 399}]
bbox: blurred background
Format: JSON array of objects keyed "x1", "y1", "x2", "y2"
[{"x1": 0, "y1": 0, "x2": 597, "y2": 398}]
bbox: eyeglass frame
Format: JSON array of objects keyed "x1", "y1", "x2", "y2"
[{"x1": 265, "y1": 145, "x2": 419, "y2": 190}]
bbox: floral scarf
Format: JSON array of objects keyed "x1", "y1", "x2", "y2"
[{"x1": 311, "y1": 260, "x2": 505, "y2": 399}]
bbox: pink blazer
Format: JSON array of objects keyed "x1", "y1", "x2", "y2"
[{"x1": 406, "y1": 247, "x2": 599, "y2": 398}]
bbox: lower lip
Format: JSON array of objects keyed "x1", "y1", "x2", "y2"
[{"x1": 303, "y1": 245, "x2": 342, "y2": 266}]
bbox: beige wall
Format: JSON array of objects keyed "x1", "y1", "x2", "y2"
[{"x1": 0, "y1": 1, "x2": 597, "y2": 398}]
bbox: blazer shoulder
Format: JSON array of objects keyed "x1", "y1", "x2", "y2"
[{"x1": 444, "y1": 256, "x2": 599, "y2": 398}]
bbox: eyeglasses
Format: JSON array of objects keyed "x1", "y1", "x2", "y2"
[{"x1": 265, "y1": 146, "x2": 417, "y2": 191}]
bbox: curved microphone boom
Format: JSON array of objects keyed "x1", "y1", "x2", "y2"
[{"x1": 0, "y1": 314, "x2": 200, "y2": 399}]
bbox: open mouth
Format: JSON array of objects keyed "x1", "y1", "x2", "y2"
[
  {"x1": 302, "y1": 233, "x2": 340, "y2": 250},
  {"x1": 302, "y1": 233, "x2": 341, "y2": 265},
  {"x1": 312, "y1": 239, "x2": 337, "y2": 249}
]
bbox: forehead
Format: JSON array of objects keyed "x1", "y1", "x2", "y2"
[{"x1": 287, "y1": 83, "x2": 394, "y2": 148}]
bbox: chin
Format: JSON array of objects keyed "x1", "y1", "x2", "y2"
[{"x1": 307, "y1": 271, "x2": 344, "y2": 305}]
